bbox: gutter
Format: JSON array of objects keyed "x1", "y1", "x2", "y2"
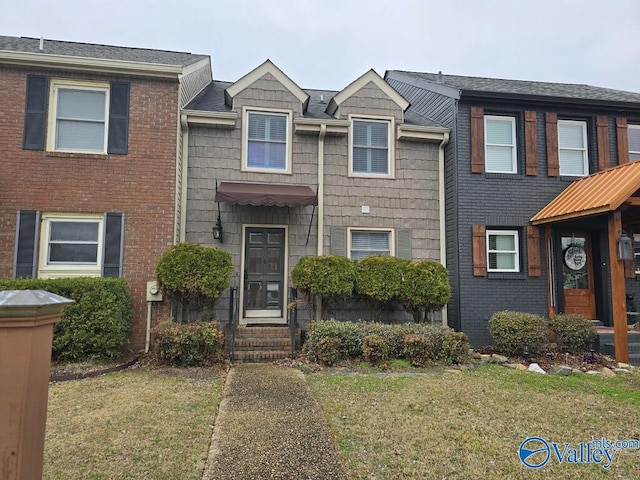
[{"x1": 438, "y1": 132, "x2": 450, "y2": 326}]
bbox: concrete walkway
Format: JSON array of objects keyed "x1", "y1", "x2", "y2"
[{"x1": 202, "y1": 364, "x2": 348, "y2": 480}]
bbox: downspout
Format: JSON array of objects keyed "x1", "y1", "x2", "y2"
[
  {"x1": 315, "y1": 124, "x2": 327, "y2": 321},
  {"x1": 179, "y1": 114, "x2": 189, "y2": 242},
  {"x1": 439, "y1": 132, "x2": 450, "y2": 326}
]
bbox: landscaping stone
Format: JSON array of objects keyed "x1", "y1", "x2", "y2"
[
  {"x1": 549, "y1": 365, "x2": 572, "y2": 376},
  {"x1": 491, "y1": 354, "x2": 508, "y2": 364},
  {"x1": 479, "y1": 354, "x2": 492, "y2": 363},
  {"x1": 527, "y1": 363, "x2": 546, "y2": 374},
  {"x1": 601, "y1": 367, "x2": 617, "y2": 378},
  {"x1": 572, "y1": 368, "x2": 582, "y2": 375},
  {"x1": 586, "y1": 370, "x2": 601, "y2": 375},
  {"x1": 613, "y1": 368, "x2": 630, "y2": 375},
  {"x1": 516, "y1": 364, "x2": 528, "y2": 371},
  {"x1": 503, "y1": 363, "x2": 520, "y2": 369},
  {"x1": 617, "y1": 362, "x2": 632, "y2": 369},
  {"x1": 445, "y1": 369, "x2": 461, "y2": 374}
]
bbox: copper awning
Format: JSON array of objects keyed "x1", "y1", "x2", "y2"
[
  {"x1": 214, "y1": 182, "x2": 318, "y2": 207},
  {"x1": 531, "y1": 162, "x2": 640, "y2": 225}
]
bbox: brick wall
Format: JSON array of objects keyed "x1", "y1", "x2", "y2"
[{"x1": 0, "y1": 65, "x2": 178, "y2": 349}]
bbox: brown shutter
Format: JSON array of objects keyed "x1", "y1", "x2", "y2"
[
  {"x1": 617, "y1": 117, "x2": 629, "y2": 165},
  {"x1": 525, "y1": 111, "x2": 538, "y2": 176},
  {"x1": 472, "y1": 224, "x2": 487, "y2": 276},
  {"x1": 527, "y1": 225, "x2": 541, "y2": 277},
  {"x1": 471, "y1": 107, "x2": 484, "y2": 173},
  {"x1": 546, "y1": 112, "x2": 559, "y2": 177},
  {"x1": 597, "y1": 116, "x2": 610, "y2": 171}
]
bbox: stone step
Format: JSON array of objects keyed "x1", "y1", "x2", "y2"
[
  {"x1": 603, "y1": 342, "x2": 640, "y2": 354},
  {"x1": 234, "y1": 338, "x2": 292, "y2": 350},
  {"x1": 234, "y1": 326, "x2": 291, "y2": 338},
  {"x1": 232, "y1": 350, "x2": 291, "y2": 363}
]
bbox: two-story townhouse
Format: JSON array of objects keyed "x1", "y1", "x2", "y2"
[
  {"x1": 0, "y1": 36, "x2": 211, "y2": 350},
  {"x1": 180, "y1": 61, "x2": 449, "y2": 358},
  {"x1": 386, "y1": 70, "x2": 640, "y2": 363}
]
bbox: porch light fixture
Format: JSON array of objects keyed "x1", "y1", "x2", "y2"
[
  {"x1": 617, "y1": 231, "x2": 633, "y2": 261},
  {"x1": 213, "y1": 214, "x2": 223, "y2": 243}
]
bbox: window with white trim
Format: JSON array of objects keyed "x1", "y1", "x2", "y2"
[
  {"x1": 349, "y1": 229, "x2": 393, "y2": 259},
  {"x1": 49, "y1": 80, "x2": 109, "y2": 153},
  {"x1": 351, "y1": 119, "x2": 391, "y2": 176},
  {"x1": 38, "y1": 214, "x2": 104, "y2": 278},
  {"x1": 558, "y1": 120, "x2": 588, "y2": 176},
  {"x1": 486, "y1": 230, "x2": 519, "y2": 272},
  {"x1": 629, "y1": 125, "x2": 640, "y2": 161},
  {"x1": 485, "y1": 115, "x2": 517, "y2": 173},
  {"x1": 244, "y1": 110, "x2": 290, "y2": 172}
]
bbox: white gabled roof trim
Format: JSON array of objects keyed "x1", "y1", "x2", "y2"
[
  {"x1": 327, "y1": 70, "x2": 410, "y2": 116},
  {"x1": 224, "y1": 59, "x2": 309, "y2": 109},
  {"x1": 0, "y1": 51, "x2": 186, "y2": 78}
]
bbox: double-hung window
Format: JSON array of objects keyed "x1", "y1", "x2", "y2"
[
  {"x1": 486, "y1": 230, "x2": 519, "y2": 272},
  {"x1": 245, "y1": 110, "x2": 290, "y2": 172},
  {"x1": 49, "y1": 80, "x2": 110, "y2": 153},
  {"x1": 484, "y1": 115, "x2": 517, "y2": 173},
  {"x1": 349, "y1": 229, "x2": 393, "y2": 259},
  {"x1": 351, "y1": 118, "x2": 391, "y2": 176},
  {"x1": 558, "y1": 120, "x2": 588, "y2": 176},
  {"x1": 39, "y1": 214, "x2": 104, "y2": 278},
  {"x1": 629, "y1": 125, "x2": 640, "y2": 161}
]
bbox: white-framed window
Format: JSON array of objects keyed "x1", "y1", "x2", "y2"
[
  {"x1": 486, "y1": 230, "x2": 519, "y2": 272},
  {"x1": 348, "y1": 228, "x2": 394, "y2": 259},
  {"x1": 48, "y1": 79, "x2": 110, "y2": 153},
  {"x1": 350, "y1": 118, "x2": 392, "y2": 177},
  {"x1": 243, "y1": 109, "x2": 291, "y2": 173},
  {"x1": 629, "y1": 125, "x2": 640, "y2": 161},
  {"x1": 38, "y1": 213, "x2": 104, "y2": 278},
  {"x1": 558, "y1": 120, "x2": 588, "y2": 177},
  {"x1": 485, "y1": 115, "x2": 517, "y2": 173}
]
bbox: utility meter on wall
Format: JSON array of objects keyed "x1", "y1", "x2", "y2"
[{"x1": 146, "y1": 281, "x2": 162, "y2": 302}]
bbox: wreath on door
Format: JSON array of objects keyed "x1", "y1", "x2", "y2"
[{"x1": 563, "y1": 244, "x2": 587, "y2": 271}]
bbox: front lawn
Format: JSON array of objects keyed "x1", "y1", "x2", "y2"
[
  {"x1": 44, "y1": 368, "x2": 224, "y2": 480},
  {"x1": 308, "y1": 364, "x2": 640, "y2": 479}
]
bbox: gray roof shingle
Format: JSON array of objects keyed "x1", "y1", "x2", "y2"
[
  {"x1": 0, "y1": 35, "x2": 208, "y2": 67},
  {"x1": 185, "y1": 80, "x2": 447, "y2": 128},
  {"x1": 389, "y1": 70, "x2": 640, "y2": 104}
]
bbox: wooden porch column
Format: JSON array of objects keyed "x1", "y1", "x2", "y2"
[{"x1": 607, "y1": 211, "x2": 629, "y2": 363}]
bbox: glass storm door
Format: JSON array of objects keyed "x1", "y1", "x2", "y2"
[
  {"x1": 244, "y1": 228, "x2": 285, "y2": 318},
  {"x1": 561, "y1": 234, "x2": 596, "y2": 319}
]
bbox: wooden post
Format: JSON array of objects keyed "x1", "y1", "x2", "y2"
[
  {"x1": 607, "y1": 212, "x2": 629, "y2": 363},
  {"x1": 544, "y1": 225, "x2": 556, "y2": 318}
]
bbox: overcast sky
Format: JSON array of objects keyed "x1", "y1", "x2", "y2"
[{"x1": 2, "y1": 0, "x2": 639, "y2": 93}]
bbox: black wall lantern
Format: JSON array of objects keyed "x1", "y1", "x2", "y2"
[
  {"x1": 617, "y1": 231, "x2": 633, "y2": 261},
  {"x1": 213, "y1": 203, "x2": 223, "y2": 243}
]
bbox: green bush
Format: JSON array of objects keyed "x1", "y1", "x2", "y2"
[
  {"x1": 403, "y1": 334, "x2": 440, "y2": 367},
  {"x1": 153, "y1": 321, "x2": 224, "y2": 366},
  {"x1": 291, "y1": 255, "x2": 356, "y2": 318},
  {"x1": 549, "y1": 313, "x2": 597, "y2": 354},
  {"x1": 155, "y1": 243, "x2": 232, "y2": 316},
  {"x1": 315, "y1": 336, "x2": 342, "y2": 365},
  {"x1": 400, "y1": 260, "x2": 451, "y2": 322},
  {"x1": 441, "y1": 331, "x2": 470, "y2": 364},
  {"x1": 0, "y1": 277, "x2": 133, "y2": 361},
  {"x1": 304, "y1": 319, "x2": 463, "y2": 365},
  {"x1": 355, "y1": 256, "x2": 408, "y2": 321},
  {"x1": 488, "y1": 311, "x2": 549, "y2": 357},
  {"x1": 362, "y1": 335, "x2": 390, "y2": 364}
]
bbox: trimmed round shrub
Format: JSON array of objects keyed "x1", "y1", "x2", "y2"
[
  {"x1": 355, "y1": 256, "x2": 408, "y2": 321},
  {"x1": 153, "y1": 321, "x2": 224, "y2": 366},
  {"x1": 155, "y1": 243, "x2": 232, "y2": 314},
  {"x1": 400, "y1": 260, "x2": 451, "y2": 322},
  {"x1": 362, "y1": 335, "x2": 390, "y2": 364},
  {"x1": 291, "y1": 255, "x2": 356, "y2": 318},
  {"x1": 488, "y1": 311, "x2": 549, "y2": 357},
  {"x1": 403, "y1": 334, "x2": 441, "y2": 367},
  {"x1": 549, "y1": 313, "x2": 597, "y2": 354},
  {"x1": 441, "y1": 331, "x2": 470, "y2": 364}
]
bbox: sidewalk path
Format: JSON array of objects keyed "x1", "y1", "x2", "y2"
[{"x1": 202, "y1": 363, "x2": 348, "y2": 480}]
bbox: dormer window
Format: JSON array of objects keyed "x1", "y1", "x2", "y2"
[
  {"x1": 350, "y1": 118, "x2": 393, "y2": 177},
  {"x1": 243, "y1": 109, "x2": 291, "y2": 173}
]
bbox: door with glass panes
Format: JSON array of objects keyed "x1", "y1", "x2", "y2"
[{"x1": 243, "y1": 227, "x2": 285, "y2": 319}]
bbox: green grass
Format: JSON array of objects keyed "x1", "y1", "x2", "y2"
[
  {"x1": 308, "y1": 364, "x2": 640, "y2": 479},
  {"x1": 44, "y1": 369, "x2": 223, "y2": 480}
]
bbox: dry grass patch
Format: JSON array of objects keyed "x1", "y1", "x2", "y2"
[
  {"x1": 308, "y1": 365, "x2": 640, "y2": 479},
  {"x1": 44, "y1": 368, "x2": 224, "y2": 480}
]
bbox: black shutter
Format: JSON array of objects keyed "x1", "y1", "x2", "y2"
[
  {"x1": 102, "y1": 213, "x2": 124, "y2": 277},
  {"x1": 14, "y1": 210, "x2": 39, "y2": 278},
  {"x1": 107, "y1": 82, "x2": 130, "y2": 154},
  {"x1": 23, "y1": 75, "x2": 47, "y2": 150}
]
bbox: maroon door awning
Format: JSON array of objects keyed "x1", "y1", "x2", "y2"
[{"x1": 214, "y1": 182, "x2": 318, "y2": 207}]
